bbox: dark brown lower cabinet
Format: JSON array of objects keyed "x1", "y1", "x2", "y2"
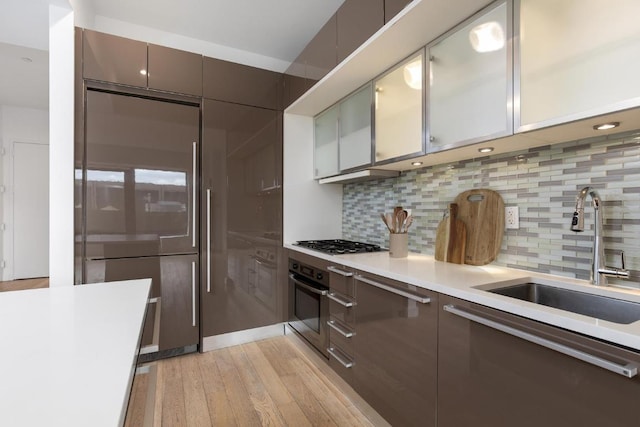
[
  {"x1": 327, "y1": 265, "x2": 357, "y2": 384},
  {"x1": 353, "y1": 273, "x2": 437, "y2": 427},
  {"x1": 438, "y1": 295, "x2": 640, "y2": 427}
]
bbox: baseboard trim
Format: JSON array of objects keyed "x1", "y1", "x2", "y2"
[{"x1": 201, "y1": 323, "x2": 286, "y2": 352}]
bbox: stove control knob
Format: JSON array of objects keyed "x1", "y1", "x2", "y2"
[
  {"x1": 316, "y1": 272, "x2": 323, "y2": 280},
  {"x1": 292, "y1": 263, "x2": 299, "y2": 270}
]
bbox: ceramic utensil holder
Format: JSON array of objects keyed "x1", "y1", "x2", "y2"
[{"x1": 389, "y1": 233, "x2": 408, "y2": 258}]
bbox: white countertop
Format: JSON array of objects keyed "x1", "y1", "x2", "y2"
[
  {"x1": 0, "y1": 279, "x2": 151, "y2": 427},
  {"x1": 286, "y1": 244, "x2": 640, "y2": 351}
]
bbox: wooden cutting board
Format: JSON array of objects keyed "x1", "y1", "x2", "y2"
[
  {"x1": 434, "y1": 203, "x2": 467, "y2": 264},
  {"x1": 454, "y1": 189, "x2": 504, "y2": 265}
]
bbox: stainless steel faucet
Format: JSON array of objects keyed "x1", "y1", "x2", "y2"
[{"x1": 570, "y1": 186, "x2": 629, "y2": 286}]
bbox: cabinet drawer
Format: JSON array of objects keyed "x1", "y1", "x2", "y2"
[
  {"x1": 328, "y1": 265, "x2": 355, "y2": 296},
  {"x1": 329, "y1": 290, "x2": 356, "y2": 325},
  {"x1": 328, "y1": 343, "x2": 354, "y2": 385}
]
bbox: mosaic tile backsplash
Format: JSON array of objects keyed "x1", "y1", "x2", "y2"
[{"x1": 343, "y1": 131, "x2": 640, "y2": 289}]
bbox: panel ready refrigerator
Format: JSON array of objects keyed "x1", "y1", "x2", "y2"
[{"x1": 79, "y1": 89, "x2": 200, "y2": 357}]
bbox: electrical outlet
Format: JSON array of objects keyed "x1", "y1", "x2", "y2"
[{"x1": 505, "y1": 206, "x2": 519, "y2": 229}]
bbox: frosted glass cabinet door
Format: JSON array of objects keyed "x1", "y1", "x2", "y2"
[
  {"x1": 429, "y1": 1, "x2": 510, "y2": 152},
  {"x1": 374, "y1": 52, "x2": 424, "y2": 163},
  {"x1": 339, "y1": 84, "x2": 372, "y2": 171},
  {"x1": 518, "y1": 0, "x2": 640, "y2": 129},
  {"x1": 314, "y1": 105, "x2": 339, "y2": 178}
]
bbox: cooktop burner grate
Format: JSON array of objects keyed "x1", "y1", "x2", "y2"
[{"x1": 295, "y1": 239, "x2": 383, "y2": 255}]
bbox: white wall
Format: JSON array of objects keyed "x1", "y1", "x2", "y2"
[
  {"x1": 49, "y1": 4, "x2": 74, "y2": 287},
  {"x1": 283, "y1": 113, "x2": 343, "y2": 243},
  {"x1": 0, "y1": 106, "x2": 49, "y2": 281}
]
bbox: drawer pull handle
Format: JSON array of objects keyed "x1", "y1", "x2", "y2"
[
  {"x1": 328, "y1": 292, "x2": 355, "y2": 307},
  {"x1": 327, "y1": 347, "x2": 354, "y2": 368},
  {"x1": 327, "y1": 266, "x2": 353, "y2": 277},
  {"x1": 443, "y1": 304, "x2": 638, "y2": 379},
  {"x1": 327, "y1": 320, "x2": 355, "y2": 338},
  {"x1": 355, "y1": 275, "x2": 430, "y2": 304}
]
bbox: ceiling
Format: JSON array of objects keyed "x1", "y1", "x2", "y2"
[{"x1": 0, "y1": 0, "x2": 345, "y2": 110}]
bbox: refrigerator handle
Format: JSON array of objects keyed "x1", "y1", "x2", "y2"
[
  {"x1": 191, "y1": 261, "x2": 196, "y2": 327},
  {"x1": 192, "y1": 141, "x2": 197, "y2": 248},
  {"x1": 206, "y1": 188, "x2": 211, "y2": 293}
]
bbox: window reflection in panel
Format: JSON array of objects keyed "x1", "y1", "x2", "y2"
[
  {"x1": 134, "y1": 168, "x2": 188, "y2": 237},
  {"x1": 85, "y1": 169, "x2": 126, "y2": 234}
]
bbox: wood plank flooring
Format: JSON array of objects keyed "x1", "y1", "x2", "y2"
[
  {"x1": 0, "y1": 277, "x2": 49, "y2": 292},
  {"x1": 128, "y1": 334, "x2": 388, "y2": 427}
]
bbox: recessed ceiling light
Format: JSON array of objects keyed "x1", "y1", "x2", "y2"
[
  {"x1": 411, "y1": 161, "x2": 423, "y2": 166},
  {"x1": 478, "y1": 147, "x2": 494, "y2": 153},
  {"x1": 593, "y1": 122, "x2": 620, "y2": 131},
  {"x1": 21, "y1": 57, "x2": 32, "y2": 63}
]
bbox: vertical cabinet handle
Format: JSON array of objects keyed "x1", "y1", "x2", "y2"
[
  {"x1": 192, "y1": 142, "x2": 197, "y2": 248},
  {"x1": 206, "y1": 188, "x2": 211, "y2": 293},
  {"x1": 191, "y1": 261, "x2": 196, "y2": 327}
]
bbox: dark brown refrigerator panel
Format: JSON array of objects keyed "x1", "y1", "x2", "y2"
[
  {"x1": 200, "y1": 99, "x2": 283, "y2": 338},
  {"x1": 354, "y1": 275, "x2": 437, "y2": 427},
  {"x1": 148, "y1": 44, "x2": 203, "y2": 96},
  {"x1": 85, "y1": 254, "x2": 199, "y2": 352},
  {"x1": 83, "y1": 29, "x2": 148, "y2": 87},
  {"x1": 84, "y1": 90, "x2": 199, "y2": 259},
  {"x1": 438, "y1": 295, "x2": 640, "y2": 427}
]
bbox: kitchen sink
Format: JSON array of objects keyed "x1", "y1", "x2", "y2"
[{"x1": 486, "y1": 282, "x2": 640, "y2": 324}]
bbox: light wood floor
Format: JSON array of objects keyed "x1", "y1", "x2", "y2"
[
  {"x1": 127, "y1": 334, "x2": 387, "y2": 427},
  {"x1": 0, "y1": 277, "x2": 49, "y2": 292}
]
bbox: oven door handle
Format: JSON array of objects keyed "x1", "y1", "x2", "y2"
[{"x1": 289, "y1": 274, "x2": 328, "y2": 296}]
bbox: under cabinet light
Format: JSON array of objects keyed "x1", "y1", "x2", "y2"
[
  {"x1": 593, "y1": 122, "x2": 620, "y2": 131},
  {"x1": 478, "y1": 147, "x2": 494, "y2": 153},
  {"x1": 411, "y1": 161, "x2": 423, "y2": 166}
]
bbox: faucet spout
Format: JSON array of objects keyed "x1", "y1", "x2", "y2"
[{"x1": 570, "y1": 187, "x2": 628, "y2": 285}]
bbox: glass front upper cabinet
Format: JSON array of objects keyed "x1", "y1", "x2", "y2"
[
  {"x1": 518, "y1": 0, "x2": 640, "y2": 130},
  {"x1": 374, "y1": 51, "x2": 425, "y2": 163},
  {"x1": 428, "y1": 1, "x2": 511, "y2": 152},
  {"x1": 339, "y1": 83, "x2": 372, "y2": 171},
  {"x1": 314, "y1": 105, "x2": 339, "y2": 178}
]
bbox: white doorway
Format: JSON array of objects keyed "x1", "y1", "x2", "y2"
[{"x1": 5, "y1": 141, "x2": 49, "y2": 279}]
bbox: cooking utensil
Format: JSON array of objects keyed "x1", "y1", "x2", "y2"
[
  {"x1": 380, "y1": 213, "x2": 393, "y2": 232},
  {"x1": 434, "y1": 203, "x2": 467, "y2": 264},
  {"x1": 454, "y1": 189, "x2": 504, "y2": 265},
  {"x1": 396, "y1": 210, "x2": 407, "y2": 234}
]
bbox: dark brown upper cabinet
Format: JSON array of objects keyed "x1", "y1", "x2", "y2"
[
  {"x1": 83, "y1": 29, "x2": 147, "y2": 87},
  {"x1": 336, "y1": 0, "x2": 384, "y2": 63},
  {"x1": 384, "y1": 0, "x2": 413, "y2": 23},
  {"x1": 303, "y1": 14, "x2": 338, "y2": 83},
  {"x1": 148, "y1": 44, "x2": 203, "y2": 96},
  {"x1": 203, "y1": 57, "x2": 281, "y2": 110}
]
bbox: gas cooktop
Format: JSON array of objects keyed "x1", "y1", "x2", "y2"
[{"x1": 295, "y1": 239, "x2": 383, "y2": 255}]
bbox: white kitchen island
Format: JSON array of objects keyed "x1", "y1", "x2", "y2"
[{"x1": 0, "y1": 279, "x2": 151, "y2": 427}]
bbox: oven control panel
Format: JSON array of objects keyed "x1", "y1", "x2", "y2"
[{"x1": 289, "y1": 258, "x2": 330, "y2": 288}]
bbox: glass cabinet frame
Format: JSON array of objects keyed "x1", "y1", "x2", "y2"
[
  {"x1": 372, "y1": 48, "x2": 427, "y2": 165},
  {"x1": 426, "y1": 0, "x2": 513, "y2": 154}
]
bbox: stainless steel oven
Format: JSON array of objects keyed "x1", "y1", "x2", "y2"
[{"x1": 288, "y1": 258, "x2": 329, "y2": 358}]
